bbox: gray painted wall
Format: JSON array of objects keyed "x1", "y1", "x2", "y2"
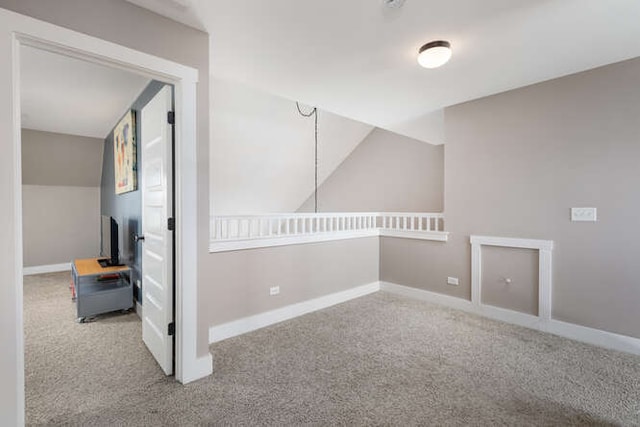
[
  {"x1": 383, "y1": 57, "x2": 640, "y2": 339},
  {"x1": 0, "y1": 0, "x2": 211, "y2": 356},
  {"x1": 22, "y1": 185, "x2": 100, "y2": 267},
  {"x1": 298, "y1": 128, "x2": 444, "y2": 213},
  {"x1": 202, "y1": 237, "x2": 379, "y2": 328},
  {"x1": 101, "y1": 81, "x2": 166, "y2": 301},
  {"x1": 21, "y1": 129, "x2": 103, "y2": 267},
  {"x1": 380, "y1": 239, "x2": 465, "y2": 298},
  {"x1": 22, "y1": 129, "x2": 104, "y2": 186}
]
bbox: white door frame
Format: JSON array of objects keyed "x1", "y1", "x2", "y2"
[{"x1": 0, "y1": 8, "x2": 212, "y2": 425}]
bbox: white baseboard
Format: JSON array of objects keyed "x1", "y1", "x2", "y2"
[
  {"x1": 380, "y1": 281, "x2": 640, "y2": 357},
  {"x1": 135, "y1": 301, "x2": 143, "y2": 320},
  {"x1": 545, "y1": 319, "x2": 640, "y2": 356},
  {"x1": 206, "y1": 279, "x2": 640, "y2": 357},
  {"x1": 209, "y1": 281, "x2": 381, "y2": 344},
  {"x1": 23, "y1": 262, "x2": 71, "y2": 276},
  {"x1": 181, "y1": 353, "x2": 213, "y2": 384},
  {"x1": 475, "y1": 304, "x2": 544, "y2": 330},
  {"x1": 380, "y1": 281, "x2": 473, "y2": 311}
]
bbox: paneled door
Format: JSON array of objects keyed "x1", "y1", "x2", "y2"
[{"x1": 140, "y1": 85, "x2": 174, "y2": 375}]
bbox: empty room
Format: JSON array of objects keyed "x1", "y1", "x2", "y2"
[{"x1": 1, "y1": 0, "x2": 639, "y2": 425}]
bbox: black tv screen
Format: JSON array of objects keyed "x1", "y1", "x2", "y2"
[{"x1": 100, "y1": 215, "x2": 120, "y2": 267}]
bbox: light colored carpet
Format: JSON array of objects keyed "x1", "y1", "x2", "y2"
[{"x1": 25, "y1": 272, "x2": 640, "y2": 426}]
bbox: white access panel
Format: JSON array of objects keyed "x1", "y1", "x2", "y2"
[{"x1": 141, "y1": 85, "x2": 174, "y2": 375}]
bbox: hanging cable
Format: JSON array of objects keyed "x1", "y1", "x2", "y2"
[{"x1": 296, "y1": 102, "x2": 318, "y2": 213}]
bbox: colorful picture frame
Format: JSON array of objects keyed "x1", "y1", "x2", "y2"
[{"x1": 113, "y1": 110, "x2": 137, "y2": 195}]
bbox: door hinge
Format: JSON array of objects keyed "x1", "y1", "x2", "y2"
[
  {"x1": 168, "y1": 217, "x2": 175, "y2": 231},
  {"x1": 168, "y1": 322, "x2": 175, "y2": 336},
  {"x1": 167, "y1": 111, "x2": 175, "y2": 125}
]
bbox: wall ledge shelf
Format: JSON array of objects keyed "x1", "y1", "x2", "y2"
[{"x1": 210, "y1": 212, "x2": 448, "y2": 253}]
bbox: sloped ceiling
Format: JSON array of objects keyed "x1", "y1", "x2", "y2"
[
  {"x1": 126, "y1": 0, "x2": 640, "y2": 145},
  {"x1": 21, "y1": 45, "x2": 150, "y2": 139},
  {"x1": 211, "y1": 78, "x2": 373, "y2": 214}
]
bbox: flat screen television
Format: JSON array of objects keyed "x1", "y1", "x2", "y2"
[{"x1": 99, "y1": 215, "x2": 121, "y2": 267}]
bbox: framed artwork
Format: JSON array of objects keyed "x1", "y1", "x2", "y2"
[{"x1": 113, "y1": 110, "x2": 137, "y2": 195}]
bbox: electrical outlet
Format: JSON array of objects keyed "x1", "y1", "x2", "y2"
[
  {"x1": 269, "y1": 286, "x2": 280, "y2": 296},
  {"x1": 447, "y1": 277, "x2": 459, "y2": 286}
]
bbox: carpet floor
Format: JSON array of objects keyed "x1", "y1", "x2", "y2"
[{"x1": 25, "y1": 272, "x2": 640, "y2": 426}]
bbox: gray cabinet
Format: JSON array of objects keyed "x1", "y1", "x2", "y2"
[{"x1": 71, "y1": 258, "x2": 133, "y2": 322}]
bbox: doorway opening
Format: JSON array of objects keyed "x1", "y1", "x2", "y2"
[
  {"x1": 2, "y1": 10, "x2": 210, "y2": 423},
  {"x1": 20, "y1": 44, "x2": 178, "y2": 420}
]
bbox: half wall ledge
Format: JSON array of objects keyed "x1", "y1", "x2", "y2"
[{"x1": 209, "y1": 212, "x2": 448, "y2": 253}]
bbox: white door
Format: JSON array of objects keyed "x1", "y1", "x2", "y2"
[{"x1": 141, "y1": 85, "x2": 174, "y2": 375}]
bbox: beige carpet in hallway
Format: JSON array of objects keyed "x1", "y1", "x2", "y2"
[{"x1": 25, "y1": 272, "x2": 640, "y2": 426}]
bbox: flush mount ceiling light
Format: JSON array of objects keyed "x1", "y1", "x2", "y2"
[
  {"x1": 417, "y1": 40, "x2": 452, "y2": 69},
  {"x1": 382, "y1": 0, "x2": 406, "y2": 8}
]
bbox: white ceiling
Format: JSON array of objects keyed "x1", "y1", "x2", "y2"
[
  {"x1": 127, "y1": 0, "x2": 640, "y2": 145},
  {"x1": 20, "y1": 46, "x2": 151, "y2": 139}
]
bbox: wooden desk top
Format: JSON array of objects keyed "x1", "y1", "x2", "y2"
[{"x1": 74, "y1": 257, "x2": 130, "y2": 277}]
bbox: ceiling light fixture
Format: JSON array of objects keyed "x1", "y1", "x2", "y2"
[
  {"x1": 383, "y1": 0, "x2": 406, "y2": 9},
  {"x1": 417, "y1": 40, "x2": 452, "y2": 69}
]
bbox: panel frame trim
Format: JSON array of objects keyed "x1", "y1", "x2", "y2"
[{"x1": 470, "y1": 235, "x2": 553, "y2": 320}]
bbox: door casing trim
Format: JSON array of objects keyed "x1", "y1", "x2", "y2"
[{"x1": 0, "y1": 8, "x2": 211, "y2": 425}]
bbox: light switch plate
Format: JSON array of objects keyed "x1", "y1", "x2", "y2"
[{"x1": 571, "y1": 207, "x2": 597, "y2": 222}]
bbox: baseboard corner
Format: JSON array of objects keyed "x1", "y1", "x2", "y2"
[
  {"x1": 180, "y1": 353, "x2": 213, "y2": 384},
  {"x1": 380, "y1": 281, "x2": 473, "y2": 311}
]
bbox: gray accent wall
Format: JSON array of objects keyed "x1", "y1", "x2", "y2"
[
  {"x1": 383, "y1": 57, "x2": 640, "y2": 339},
  {"x1": 298, "y1": 128, "x2": 444, "y2": 212},
  {"x1": 100, "y1": 81, "x2": 166, "y2": 301},
  {"x1": 21, "y1": 129, "x2": 103, "y2": 267}
]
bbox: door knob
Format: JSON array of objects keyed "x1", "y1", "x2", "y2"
[{"x1": 133, "y1": 234, "x2": 145, "y2": 242}]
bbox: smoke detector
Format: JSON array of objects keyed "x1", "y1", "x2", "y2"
[{"x1": 382, "y1": 0, "x2": 406, "y2": 9}]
